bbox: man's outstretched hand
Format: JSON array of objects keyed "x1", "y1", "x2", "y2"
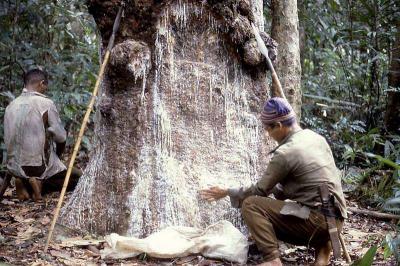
[{"x1": 200, "y1": 186, "x2": 228, "y2": 202}]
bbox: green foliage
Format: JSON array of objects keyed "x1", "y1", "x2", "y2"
[
  {"x1": 300, "y1": 0, "x2": 399, "y2": 143},
  {"x1": 296, "y1": 1, "x2": 400, "y2": 252},
  {"x1": 0, "y1": 0, "x2": 98, "y2": 166},
  {"x1": 351, "y1": 245, "x2": 377, "y2": 266},
  {"x1": 298, "y1": 0, "x2": 400, "y2": 204},
  {"x1": 384, "y1": 234, "x2": 400, "y2": 262}
]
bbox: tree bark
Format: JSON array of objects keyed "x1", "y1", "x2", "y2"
[
  {"x1": 270, "y1": 0, "x2": 302, "y2": 116},
  {"x1": 384, "y1": 23, "x2": 400, "y2": 133},
  {"x1": 60, "y1": 0, "x2": 280, "y2": 236}
]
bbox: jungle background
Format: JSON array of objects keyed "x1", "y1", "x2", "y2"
[{"x1": 0, "y1": 0, "x2": 399, "y2": 265}]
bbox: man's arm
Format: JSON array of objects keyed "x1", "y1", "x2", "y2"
[
  {"x1": 47, "y1": 104, "x2": 67, "y2": 144},
  {"x1": 200, "y1": 150, "x2": 290, "y2": 208}
]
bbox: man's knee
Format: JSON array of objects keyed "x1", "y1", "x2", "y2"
[
  {"x1": 242, "y1": 196, "x2": 271, "y2": 219},
  {"x1": 241, "y1": 196, "x2": 258, "y2": 214},
  {"x1": 241, "y1": 196, "x2": 283, "y2": 221}
]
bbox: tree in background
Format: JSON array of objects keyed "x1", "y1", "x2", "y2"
[
  {"x1": 297, "y1": 0, "x2": 399, "y2": 159},
  {"x1": 296, "y1": 0, "x2": 399, "y2": 206},
  {"x1": 270, "y1": 0, "x2": 302, "y2": 116},
  {"x1": 385, "y1": 20, "x2": 400, "y2": 134}
]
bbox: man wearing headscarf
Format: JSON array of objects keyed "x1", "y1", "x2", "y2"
[{"x1": 201, "y1": 97, "x2": 347, "y2": 266}]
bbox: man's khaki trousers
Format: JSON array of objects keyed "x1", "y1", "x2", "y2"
[{"x1": 241, "y1": 196, "x2": 343, "y2": 261}]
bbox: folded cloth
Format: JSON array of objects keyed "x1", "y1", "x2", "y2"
[{"x1": 100, "y1": 220, "x2": 248, "y2": 264}]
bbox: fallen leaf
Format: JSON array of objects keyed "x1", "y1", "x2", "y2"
[
  {"x1": 50, "y1": 249, "x2": 72, "y2": 260},
  {"x1": 15, "y1": 226, "x2": 41, "y2": 245},
  {"x1": 30, "y1": 259, "x2": 53, "y2": 266},
  {"x1": 60, "y1": 238, "x2": 105, "y2": 247},
  {"x1": 0, "y1": 221, "x2": 11, "y2": 227},
  {"x1": 40, "y1": 216, "x2": 51, "y2": 226},
  {"x1": 13, "y1": 215, "x2": 35, "y2": 224},
  {"x1": 58, "y1": 257, "x2": 88, "y2": 266},
  {"x1": 176, "y1": 255, "x2": 197, "y2": 265},
  {"x1": 1, "y1": 199, "x2": 15, "y2": 205}
]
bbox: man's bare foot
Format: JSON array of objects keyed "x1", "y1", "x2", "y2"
[
  {"x1": 258, "y1": 258, "x2": 283, "y2": 266},
  {"x1": 314, "y1": 241, "x2": 332, "y2": 266},
  {"x1": 15, "y1": 178, "x2": 30, "y2": 201}
]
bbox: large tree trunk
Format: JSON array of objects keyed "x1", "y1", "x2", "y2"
[
  {"x1": 271, "y1": 0, "x2": 302, "y2": 116},
  {"x1": 384, "y1": 23, "x2": 400, "y2": 133},
  {"x1": 60, "y1": 0, "x2": 279, "y2": 237}
]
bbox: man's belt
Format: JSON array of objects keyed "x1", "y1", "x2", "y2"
[{"x1": 319, "y1": 183, "x2": 341, "y2": 259}]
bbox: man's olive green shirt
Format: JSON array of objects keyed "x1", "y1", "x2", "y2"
[{"x1": 228, "y1": 129, "x2": 347, "y2": 219}]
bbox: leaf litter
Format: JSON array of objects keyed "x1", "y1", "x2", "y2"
[{"x1": 0, "y1": 189, "x2": 398, "y2": 265}]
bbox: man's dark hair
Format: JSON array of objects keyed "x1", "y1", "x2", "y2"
[{"x1": 24, "y1": 69, "x2": 48, "y2": 86}]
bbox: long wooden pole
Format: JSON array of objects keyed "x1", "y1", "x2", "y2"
[
  {"x1": 44, "y1": 5, "x2": 123, "y2": 252},
  {"x1": 339, "y1": 233, "x2": 352, "y2": 263},
  {"x1": 251, "y1": 23, "x2": 286, "y2": 99}
]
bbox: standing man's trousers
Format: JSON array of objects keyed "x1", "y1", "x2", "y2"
[{"x1": 241, "y1": 196, "x2": 344, "y2": 261}]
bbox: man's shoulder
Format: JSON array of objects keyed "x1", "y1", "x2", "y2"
[
  {"x1": 5, "y1": 95, "x2": 23, "y2": 111},
  {"x1": 26, "y1": 93, "x2": 55, "y2": 107},
  {"x1": 293, "y1": 129, "x2": 326, "y2": 144},
  {"x1": 299, "y1": 128, "x2": 323, "y2": 137},
  {"x1": 6, "y1": 93, "x2": 55, "y2": 112},
  {"x1": 279, "y1": 129, "x2": 327, "y2": 154}
]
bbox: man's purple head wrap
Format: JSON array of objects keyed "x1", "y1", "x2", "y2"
[{"x1": 261, "y1": 97, "x2": 296, "y2": 126}]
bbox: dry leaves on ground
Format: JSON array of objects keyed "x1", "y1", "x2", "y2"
[{"x1": 0, "y1": 189, "x2": 398, "y2": 265}]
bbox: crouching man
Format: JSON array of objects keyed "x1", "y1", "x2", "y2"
[
  {"x1": 200, "y1": 97, "x2": 347, "y2": 266},
  {"x1": 4, "y1": 69, "x2": 81, "y2": 202}
]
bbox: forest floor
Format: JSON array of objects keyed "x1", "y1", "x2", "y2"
[{"x1": 0, "y1": 188, "x2": 398, "y2": 266}]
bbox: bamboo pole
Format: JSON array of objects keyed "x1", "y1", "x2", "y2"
[
  {"x1": 44, "y1": 5, "x2": 124, "y2": 252},
  {"x1": 251, "y1": 23, "x2": 286, "y2": 99},
  {"x1": 339, "y1": 233, "x2": 352, "y2": 263}
]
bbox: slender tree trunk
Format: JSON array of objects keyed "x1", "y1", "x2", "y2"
[
  {"x1": 270, "y1": 0, "x2": 302, "y2": 116},
  {"x1": 385, "y1": 23, "x2": 400, "y2": 133},
  {"x1": 60, "y1": 0, "x2": 280, "y2": 236}
]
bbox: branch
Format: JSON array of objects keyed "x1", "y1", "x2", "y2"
[
  {"x1": 303, "y1": 94, "x2": 361, "y2": 107},
  {"x1": 348, "y1": 207, "x2": 400, "y2": 220}
]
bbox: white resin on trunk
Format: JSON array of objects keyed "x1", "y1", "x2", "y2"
[
  {"x1": 61, "y1": 0, "x2": 272, "y2": 237},
  {"x1": 128, "y1": 1, "x2": 269, "y2": 236}
]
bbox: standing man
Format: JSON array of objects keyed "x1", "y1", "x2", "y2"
[
  {"x1": 4, "y1": 69, "x2": 79, "y2": 202},
  {"x1": 201, "y1": 97, "x2": 347, "y2": 266}
]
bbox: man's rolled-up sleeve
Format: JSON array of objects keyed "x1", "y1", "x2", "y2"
[
  {"x1": 47, "y1": 104, "x2": 66, "y2": 143},
  {"x1": 228, "y1": 151, "x2": 289, "y2": 208}
]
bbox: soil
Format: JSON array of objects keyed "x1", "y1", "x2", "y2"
[{"x1": 0, "y1": 189, "x2": 397, "y2": 265}]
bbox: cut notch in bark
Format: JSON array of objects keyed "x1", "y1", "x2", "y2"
[{"x1": 109, "y1": 40, "x2": 151, "y2": 89}]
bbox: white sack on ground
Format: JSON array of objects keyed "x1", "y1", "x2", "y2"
[{"x1": 100, "y1": 220, "x2": 248, "y2": 264}]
